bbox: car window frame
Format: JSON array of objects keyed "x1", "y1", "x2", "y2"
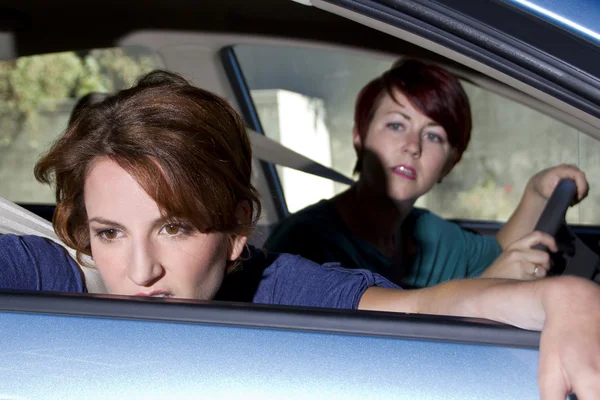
[
  {"x1": 0, "y1": 290, "x2": 541, "y2": 347},
  {"x1": 221, "y1": 46, "x2": 290, "y2": 220},
  {"x1": 317, "y1": 0, "x2": 600, "y2": 120}
]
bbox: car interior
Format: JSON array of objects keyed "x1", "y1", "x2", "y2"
[
  {"x1": 0, "y1": 0, "x2": 599, "y2": 283},
  {"x1": 0, "y1": 1, "x2": 598, "y2": 397}
]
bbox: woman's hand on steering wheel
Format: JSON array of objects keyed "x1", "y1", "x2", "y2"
[
  {"x1": 481, "y1": 231, "x2": 558, "y2": 280},
  {"x1": 527, "y1": 163, "x2": 589, "y2": 205}
]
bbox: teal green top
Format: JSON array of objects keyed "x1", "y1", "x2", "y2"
[{"x1": 265, "y1": 200, "x2": 502, "y2": 288}]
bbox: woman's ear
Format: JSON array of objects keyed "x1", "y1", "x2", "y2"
[
  {"x1": 352, "y1": 126, "x2": 363, "y2": 154},
  {"x1": 352, "y1": 126, "x2": 365, "y2": 174},
  {"x1": 228, "y1": 234, "x2": 248, "y2": 263},
  {"x1": 227, "y1": 201, "x2": 251, "y2": 262}
]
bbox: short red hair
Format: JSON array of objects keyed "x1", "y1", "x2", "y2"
[{"x1": 354, "y1": 59, "x2": 471, "y2": 172}]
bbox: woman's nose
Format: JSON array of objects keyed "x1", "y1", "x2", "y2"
[
  {"x1": 127, "y1": 239, "x2": 164, "y2": 287},
  {"x1": 402, "y1": 131, "x2": 422, "y2": 158}
]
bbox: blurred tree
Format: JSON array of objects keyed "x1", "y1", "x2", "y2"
[{"x1": 0, "y1": 47, "x2": 159, "y2": 150}]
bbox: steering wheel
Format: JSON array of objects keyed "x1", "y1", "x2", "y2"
[{"x1": 533, "y1": 179, "x2": 600, "y2": 282}]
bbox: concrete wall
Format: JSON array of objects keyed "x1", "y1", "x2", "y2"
[{"x1": 253, "y1": 89, "x2": 334, "y2": 213}]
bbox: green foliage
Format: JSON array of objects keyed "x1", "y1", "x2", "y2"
[
  {"x1": 0, "y1": 47, "x2": 160, "y2": 148},
  {"x1": 87, "y1": 48, "x2": 158, "y2": 93}
]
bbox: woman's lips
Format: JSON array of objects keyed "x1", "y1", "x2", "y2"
[
  {"x1": 391, "y1": 164, "x2": 417, "y2": 181},
  {"x1": 133, "y1": 290, "x2": 173, "y2": 298}
]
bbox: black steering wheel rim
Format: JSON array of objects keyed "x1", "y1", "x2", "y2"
[{"x1": 533, "y1": 179, "x2": 600, "y2": 281}]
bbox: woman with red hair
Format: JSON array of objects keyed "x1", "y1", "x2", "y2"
[{"x1": 266, "y1": 59, "x2": 588, "y2": 288}]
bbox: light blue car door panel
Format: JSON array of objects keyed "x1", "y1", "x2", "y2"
[{"x1": 0, "y1": 312, "x2": 540, "y2": 399}]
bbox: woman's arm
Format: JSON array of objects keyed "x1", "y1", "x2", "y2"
[
  {"x1": 496, "y1": 164, "x2": 588, "y2": 249},
  {"x1": 359, "y1": 275, "x2": 600, "y2": 398},
  {"x1": 359, "y1": 276, "x2": 545, "y2": 329},
  {"x1": 479, "y1": 230, "x2": 556, "y2": 280},
  {"x1": 0, "y1": 234, "x2": 86, "y2": 292}
]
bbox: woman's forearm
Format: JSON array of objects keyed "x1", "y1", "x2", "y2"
[
  {"x1": 496, "y1": 187, "x2": 547, "y2": 249},
  {"x1": 358, "y1": 276, "x2": 590, "y2": 331},
  {"x1": 496, "y1": 164, "x2": 588, "y2": 250}
]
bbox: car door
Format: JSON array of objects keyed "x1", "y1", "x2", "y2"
[{"x1": 0, "y1": 291, "x2": 542, "y2": 399}]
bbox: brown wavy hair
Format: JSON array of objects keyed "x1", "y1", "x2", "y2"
[{"x1": 35, "y1": 70, "x2": 261, "y2": 265}]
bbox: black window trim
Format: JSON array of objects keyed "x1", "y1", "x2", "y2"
[
  {"x1": 220, "y1": 46, "x2": 289, "y2": 220},
  {"x1": 0, "y1": 291, "x2": 541, "y2": 349},
  {"x1": 321, "y1": 0, "x2": 600, "y2": 121}
]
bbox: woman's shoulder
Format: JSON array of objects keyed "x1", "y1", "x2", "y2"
[
  {"x1": 0, "y1": 233, "x2": 69, "y2": 258},
  {"x1": 410, "y1": 207, "x2": 445, "y2": 221},
  {"x1": 265, "y1": 199, "x2": 342, "y2": 251},
  {"x1": 409, "y1": 208, "x2": 500, "y2": 257},
  {"x1": 0, "y1": 234, "x2": 86, "y2": 293},
  {"x1": 409, "y1": 207, "x2": 458, "y2": 233}
]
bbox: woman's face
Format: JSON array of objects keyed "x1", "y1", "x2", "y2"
[
  {"x1": 355, "y1": 89, "x2": 456, "y2": 203},
  {"x1": 83, "y1": 157, "x2": 246, "y2": 300}
]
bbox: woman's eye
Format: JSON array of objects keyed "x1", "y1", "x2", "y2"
[
  {"x1": 104, "y1": 229, "x2": 118, "y2": 239},
  {"x1": 163, "y1": 224, "x2": 181, "y2": 235},
  {"x1": 425, "y1": 132, "x2": 444, "y2": 143},
  {"x1": 96, "y1": 229, "x2": 122, "y2": 241},
  {"x1": 386, "y1": 122, "x2": 405, "y2": 131}
]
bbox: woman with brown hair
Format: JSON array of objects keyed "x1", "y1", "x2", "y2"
[
  {"x1": 2, "y1": 70, "x2": 395, "y2": 306},
  {"x1": 68, "y1": 92, "x2": 111, "y2": 125},
  {"x1": 0, "y1": 70, "x2": 599, "y2": 398}
]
